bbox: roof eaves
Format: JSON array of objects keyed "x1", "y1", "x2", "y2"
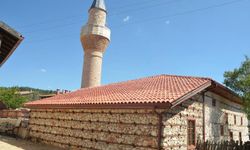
[
  {"x1": 0, "y1": 21, "x2": 23, "y2": 40},
  {"x1": 210, "y1": 80, "x2": 242, "y2": 104},
  {"x1": 170, "y1": 80, "x2": 212, "y2": 108},
  {"x1": 25, "y1": 102, "x2": 172, "y2": 109},
  {"x1": 0, "y1": 21, "x2": 24, "y2": 67},
  {"x1": 0, "y1": 35, "x2": 24, "y2": 67}
]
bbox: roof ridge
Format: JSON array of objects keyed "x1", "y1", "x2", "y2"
[
  {"x1": 79, "y1": 74, "x2": 212, "y2": 91},
  {"x1": 159, "y1": 74, "x2": 212, "y2": 80}
]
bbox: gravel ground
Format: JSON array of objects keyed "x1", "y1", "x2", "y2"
[{"x1": 0, "y1": 135, "x2": 62, "y2": 150}]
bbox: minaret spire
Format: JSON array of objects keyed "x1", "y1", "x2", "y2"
[
  {"x1": 90, "y1": 0, "x2": 106, "y2": 12},
  {"x1": 80, "y1": 0, "x2": 111, "y2": 88}
]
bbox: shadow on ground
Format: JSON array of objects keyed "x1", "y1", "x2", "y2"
[{"x1": 0, "y1": 135, "x2": 62, "y2": 150}]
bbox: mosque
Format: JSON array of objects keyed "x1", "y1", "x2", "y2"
[{"x1": 25, "y1": 0, "x2": 248, "y2": 150}]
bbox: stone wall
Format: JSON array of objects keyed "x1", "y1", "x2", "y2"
[
  {"x1": 162, "y1": 95, "x2": 204, "y2": 150},
  {"x1": 29, "y1": 109, "x2": 163, "y2": 150},
  {"x1": 28, "y1": 93, "x2": 249, "y2": 150},
  {"x1": 205, "y1": 92, "x2": 249, "y2": 142},
  {"x1": 0, "y1": 109, "x2": 29, "y2": 118},
  {"x1": 0, "y1": 110, "x2": 30, "y2": 139}
]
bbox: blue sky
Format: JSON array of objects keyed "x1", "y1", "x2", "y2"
[{"x1": 0, "y1": 0, "x2": 249, "y2": 91}]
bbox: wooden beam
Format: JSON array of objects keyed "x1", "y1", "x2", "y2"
[
  {"x1": 3, "y1": 34, "x2": 18, "y2": 44},
  {"x1": 1, "y1": 42, "x2": 13, "y2": 51},
  {"x1": 0, "y1": 34, "x2": 2, "y2": 48}
]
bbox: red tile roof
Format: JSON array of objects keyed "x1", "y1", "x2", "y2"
[{"x1": 25, "y1": 75, "x2": 214, "y2": 109}]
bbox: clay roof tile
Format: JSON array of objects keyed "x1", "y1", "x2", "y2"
[{"x1": 25, "y1": 75, "x2": 213, "y2": 108}]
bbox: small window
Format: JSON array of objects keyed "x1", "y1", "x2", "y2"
[
  {"x1": 225, "y1": 113, "x2": 228, "y2": 124},
  {"x1": 234, "y1": 115, "x2": 237, "y2": 125},
  {"x1": 239, "y1": 132, "x2": 242, "y2": 141},
  {"x1": 188, "y1": 120, "x2": 196, "y2": 146},
  {"x1": 229, "y1": 131, "x2": 233, "y2": 141},
  {"x1": 241, "y1": 117, "x2": 243, "y2": 126},
  {"x1": 220, "y1": 125, "x2": 224, "y2": 136},
  {"x1": 212, "y1": 99, "x2": 216, "y2": 107}
]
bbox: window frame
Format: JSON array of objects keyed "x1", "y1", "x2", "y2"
[
  {"x1": 234, "y1": 115, "x2": 237, "y2": 125},
  {"x1": 225, "y1": 113, "x2": 228, "y2": 124},
  {"x1": 220, "y1": 125, "x2": 224, "y2": 136},
  {"x1": 239, "y1": 132, "x2": 242, "y2": 142},
  {"x1": 229, "y1": 131, "x2": 233, "y2": 141},
  {"x1": 187, "y1": 118, "x2": 196, "y2": 149},
  {"x1": 241, "y1": 117, "x2": 243, "y2": 126},
  {"x1": 212, "y1": 99, "x2": 216, "y2": 107}
]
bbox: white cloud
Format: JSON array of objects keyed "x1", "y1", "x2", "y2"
[
  {"x1": 165, "y1": 20, "x2": 170, "y2": 25},
  {"x1": 40, "y1": 68, "x2": 47, "y2": 73},
  {"x1": 123, "y1": 16, "x2": 130, "y2": 22}
]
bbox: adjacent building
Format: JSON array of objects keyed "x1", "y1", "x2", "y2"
[
  {"x1": 0, "y1": 21, "x2": 23, "y2": 110},
  {"x1": 0, "y1": 21, "x2": 23, "y2": 67},
  {"x1": 24, "y1": 0, "x2": 248, "y2": 150}
]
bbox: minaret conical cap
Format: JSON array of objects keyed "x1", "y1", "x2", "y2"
[{"x1": 90, "y1": 0, "x2": 107, "y2": 12}]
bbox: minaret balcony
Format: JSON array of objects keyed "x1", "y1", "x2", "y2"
[{"x1": 81, "y1": 24, "x2": 110, "y2": 41}]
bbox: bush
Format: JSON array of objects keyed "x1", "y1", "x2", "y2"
[{"x1": 0, "y1": 88, "x2": 27, "y2": 109}]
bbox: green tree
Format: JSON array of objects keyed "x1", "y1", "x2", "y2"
[
  {"x1": 0, "y1": 87, "x2": 27, "y2": 109},
  {"x1": 224, "y1": 56, "x2": 250, "y2": 117}
]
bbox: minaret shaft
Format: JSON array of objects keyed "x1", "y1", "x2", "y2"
[
  {"x1": 88, "y1": 9, "x2": 106, "y2": 26},
  {"x1": 80, "y1": 0, "x2": 110, "y2": 88},
  {"x1": 82, "y1": 51, "x2": 103, "y2": 88}
]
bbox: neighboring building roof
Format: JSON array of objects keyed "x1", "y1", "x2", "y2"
[
  {"x1": 90, "y1": 0, "x2": 106, "y2": 12},
  {"x1": 0, "y1": 21, "x2": 23, "y2": 67},
  {"x1": 18, "y1": 91, "x2": 34, "y2": 95},
  {"x1": 39, "y1": 94, "x2": 56, "y2": 99},
  {"x1": 25, "y1": 75, "x2": 242, "y2": 109}
]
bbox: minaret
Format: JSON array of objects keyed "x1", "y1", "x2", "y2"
[{"x1": 80, "y1": 0, "x2": 111, "y2": 88}]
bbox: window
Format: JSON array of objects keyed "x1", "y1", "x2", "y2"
[
  {"x1": 220, "y1": 125, "x2": 224, "y2": 136},
  {"x1": 241, "y1": 117, "x2": 243, "y2": 126},
  {"x1": 234, "y1": 115, "x2": 237, "y2": 125},
  {"x1": 229, "y1": 131, "x2": 233, "y2": 141},
  {"x1": 239, "y1": 132, "x2": 242, "y2": 141},
  {"x1": 212, "y1": 99, "x2": 216, "y2": 107},
  {"x1": 188, "y1": 120, "x2": 196, "y2": 146},
  {"x1": 225, "y1": 113, "x2": 228, "y2": 124}
]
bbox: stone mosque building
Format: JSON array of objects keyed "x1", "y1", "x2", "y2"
[{"x1": 25, "y1": 0, "x2": 248, "y2": 150}]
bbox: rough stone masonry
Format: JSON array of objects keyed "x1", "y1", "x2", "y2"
[{"x1": 28, "y1": 97, "x2": 204, "y2": 150}]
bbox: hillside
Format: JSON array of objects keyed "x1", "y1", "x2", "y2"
[{"x1": 0, "y1": 86, "x2": 56, "y2": 101}]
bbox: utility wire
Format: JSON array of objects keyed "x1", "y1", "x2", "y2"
[
  {"x1": 20, "y1": 0, "x2": 180, "y2": 34},
  {"x1": 17, "y1": 15, "x2": 83, "y2": 29},
  {"x1": 110, "y1": 0, "x2": 161, "y2": 11},
  {"x1": 16, "y1": 0, "x2": 163, "y2": 29},
  {"x1": 22, "y1": 21, "x2": 83, "y2": 34},
  {"x1": 22, "y1": 0, "x2": 245, "y2": 34},
  {"x1": 22, "y1": 0, "x2": 181, "y2": 34},
  {"x1": 25, "y1": 0, "x2": 247, "y2": 43},
  {"x1": 109, "y1": 0, "x2": 183, "y2": 16},
  {"x1": 113, "y1": 0, "x2": 246, "y2": 29}
]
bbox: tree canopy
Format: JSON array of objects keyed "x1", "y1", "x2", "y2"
[
  {"x1": 224, "y1": 56, "x2": 250, "y2": 117},
  {"x1": 0, "y1": 87, "x2": 27, "y2": 109}
]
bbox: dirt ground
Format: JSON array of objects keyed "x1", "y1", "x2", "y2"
[{"x1": 0, "y1": 135, "x2": 62, "y2": 150}]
